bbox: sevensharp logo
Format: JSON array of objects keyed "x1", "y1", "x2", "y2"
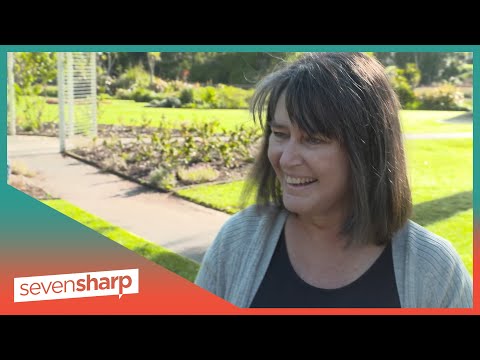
[{"x1": 14, "y1": 269, "x2": 139, "y2": 303}]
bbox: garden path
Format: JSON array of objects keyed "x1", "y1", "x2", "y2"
[{"x1": 7, "y1": 135, "x2": 230, "y2": 264}]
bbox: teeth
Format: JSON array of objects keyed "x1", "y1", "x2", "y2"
[{"x1": 285, "y1": 176, "x2": 317, "y2": 185}]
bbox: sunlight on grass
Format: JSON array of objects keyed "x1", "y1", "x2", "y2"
[
  {"x1": 400, "y1": 110, "x2": 471, "y2": 133},
  {"x1": 176, "y1": 180, "x2": 252, "y2": 214},
  {"x1": 42, "y1": 199, "x2": 200, "y2": 282},
  {"x1": 405, "y1": 138, "x2": 472, "y2": 203},
  {"x1": 98, "y1": 100, "x2": 253, "y2": 131},
  {"x1": 30, "y1": 98, "x2": 471, "y2": 134}
]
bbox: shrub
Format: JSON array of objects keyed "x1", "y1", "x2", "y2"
[
  {"x1": 216, "y1": 84, "x2": 253, "y2": 109},
  {"x1": 97, "y1": 74, "x2": 114, "y2": 95},
  {"x1": 131, "y1": 87, "x2": 158, "y2": 102},
  {"x1": 403, "y1": 63, "x2": 421, "y2": 88},
  {"x1": 416, "y1": 83, "x2": 467, "y2": 111},
  {"x1": 148, "y1": 166, "x2": 177, "y2": 190},
  {"x1": 458, "y1": 64, "x2": 473, "y2": 83},
  {"x1": 198, "y1": 86, "x2": 218, "y2": 108},
  {"x1": 45, "y1": 85, "x2": 58, "y2": 97},
  {"x1": 115, "y1": 88, "x2": 132, "y2": 100},
  {"x1": 179, "y1": 88, "x2": 194, "y2": 104},
  {"x1": 148, "y1": 77, "x2": 169, "y2": 92},
  {"x1": 183, "y1": 84, "x2": 254, "y2": 109},
  {"x1": 112, "y1": 65, "x2": 150, "y2": 92},
  {"x1": 101, "y1": 155, "x2": 128, "y2": 172},
  {"x1": 177, "y1": 164, "x2": 220, "y2": 185},
  {"x1": 165, "y1": 80, "x2": 191, "y2": 92},
  {"x1": 17, "y1": 95, "x2": 47, "y2": 131},
  {"x1": 386, "y1": 66, "x2": 416, "y2": 108},
  {"x1": 148, "y1": 97, "x2": 181, "y2": 108}
]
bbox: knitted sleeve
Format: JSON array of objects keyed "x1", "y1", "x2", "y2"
[
  {"x1": 194, "y1": 220, "x2": 228, "y2": 299},
  {"x1": 408, "y1": 224, "x2": 473, "y2": 308}
]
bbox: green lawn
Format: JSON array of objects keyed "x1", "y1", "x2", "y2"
[
  {"x1": 177, "y1": 181, "x2": 252, "y2": 215},
  {"x1": 18, "y1": 97, "x2": 472, "y2": 134},
  {"x1": 176, "y1": 138, "x2": 473, "y2": 275},
  {"x1": 20, "y1": 98, "x2": 252, "y2": 132},
  {"x1": 43, "y1": 199, "x2": 200, "y2": 282},
  {"x1": 406, "y1": 138, "x2": 472, "y2": 274},
  {"x1": 400, "y1": 110, "x2": 472, "y2": 133},
  {"x1": 98, "y1": 100, "x2": 252, "y2": 131}
]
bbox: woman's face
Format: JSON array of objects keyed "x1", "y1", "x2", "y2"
[{"x1": 268, "y1": 93, "x2": 351, "y2": 218}]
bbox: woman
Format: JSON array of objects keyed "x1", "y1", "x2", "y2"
[{"x1": 195, "y1": 52, "x2": 472, "y2": 308}]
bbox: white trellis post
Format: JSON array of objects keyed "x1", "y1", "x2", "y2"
[
  {"x1": 57, "y1": 52, "x2": 66, "y2": 152},
  {"x1": 7, "y1": 52, "x2": 15, "y2": 136},
  {"x1": 67, "y1": 52, "x2": 74, "y2": 138},
  {"x1": 90, "y1": 52, "x2": 97, "y2": 137},
  {"x1": 58, "y1": 52, "x2": 97, "y2": 153}
]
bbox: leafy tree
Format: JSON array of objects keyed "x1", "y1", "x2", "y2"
[
  {"x1": 189, "y1": 52, "x2": 292, "y2": 85},
  {"x1": 14, "y1": 52, "x2": 57, "y2": 95},
  {"x1": 385, "y1": 66, "x2": 415, "y2": 107},
  {"x1": 414, "y1": 53, "x2": 447, "y2": 85},
  {"x1": 403, "y1": 63, "x2": 421, "y2": 88},
  {"x1": 13, "y1": 52, "x2": 57, "y2": 131},
  {"x1": 374, "y1": 52, "x2": 448, "y2": 85},
  {"x1": 147, "y1": 52, "x2": 161, "y2": 85},
  {"x1": 98, "y1": 52, "x2": 118, "y2": 77}
]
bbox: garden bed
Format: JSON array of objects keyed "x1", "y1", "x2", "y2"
[{"x1": 19, "y1": 122, "x2": 262, "y2": 192}]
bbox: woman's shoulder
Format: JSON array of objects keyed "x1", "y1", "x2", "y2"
[
  {"x1": 208, "y1": 204, "x2": 286, "y2": 254},
  {"x1": 219, "y1": 204, "x2": 285, "y2": 239},
  {"x1": 394, "y1": 220, "x2": 472, "y2": 307},
  {"x1": 397, "y1": 220, "x2": 467, "y2": 275}
]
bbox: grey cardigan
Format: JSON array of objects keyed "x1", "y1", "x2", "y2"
[{"x1": 195, "y1": 205, "x2": 473, "y2": 308}]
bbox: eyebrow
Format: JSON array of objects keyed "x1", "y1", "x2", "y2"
[{"x1": 269, "y1": 119, "x2": 289, "y2": 128}]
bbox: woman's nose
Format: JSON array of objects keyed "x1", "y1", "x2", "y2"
[{"x1": 279, "y1": 139, "x2": 303, "y2": 168}]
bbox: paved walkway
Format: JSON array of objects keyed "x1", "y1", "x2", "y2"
[
  {"x1": 7, "y1": 135, "x2": 230, "y2": 264},
  {"x1": 7, "y1": 131, "x2": 472, "y2": 263}
]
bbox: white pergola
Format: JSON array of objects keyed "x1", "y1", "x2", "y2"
[{"x1": 7, "y1": 52, "x2": 97, "y2": 153}]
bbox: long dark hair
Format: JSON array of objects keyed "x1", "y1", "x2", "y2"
[{"x1": 243, "y1": 52, "x2": 412, "y2": 246}]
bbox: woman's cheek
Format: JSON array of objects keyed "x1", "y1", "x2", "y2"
[{"x1": 267, "y1": 142, "x2": 282, "y2": 167}]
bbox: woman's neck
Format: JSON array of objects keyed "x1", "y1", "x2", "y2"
[
  {"x1": 284, "y1": 213, "x2": 385, "y2": 289},
  {"x1": 289, "y1": 211, "x2": 348, "y2": 250}
]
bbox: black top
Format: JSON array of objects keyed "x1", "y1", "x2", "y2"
[{"x1": 250, "y1": 228, "x2": 401, "y2": 308}]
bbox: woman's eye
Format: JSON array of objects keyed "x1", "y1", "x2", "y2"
[
  {"x1": 306, "y1": 137, "x2": 325, "y2": 144},
  {"x1": 272, "y1": 131, "x2": 287, "y2": 138}
]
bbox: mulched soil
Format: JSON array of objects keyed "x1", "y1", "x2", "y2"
[
  {"x1": 8, "y1": 173, "x2": 54, "y2": 200},
  {"x1": 18, "y1": 124, "x2": 256, "y2": 190},
  {"x1": 16, "y1": 123, "x2": 186, "y2": 138}
]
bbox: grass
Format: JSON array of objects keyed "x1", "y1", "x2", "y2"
[
  {"x1": 406, "y1": 138, "x2": 473, "y2": 274},
  {"x1": 18, "y1": 97, "x2": 472, "y2": 134},
  {"x1": 98, "y1": 100, "x2": 252, "y2": 131},
  {"x1": 406, "y1": 138, "x2": 472, "y2": 203},
  {"x1": 400, "y1": 110, "x2": 472, "y2": 133},
  {"x1": 177, "y1": 180, "x2": 252, "y2": 214},
  {"x1": 22, "y1": 98, "x2": 252, "y2": 132},
  {"x1": 175, "y1": 138, "x2": 473, "y2": 275},
  {"x1": 43, "y1": 199, "x2": 200, "y2": 282}
]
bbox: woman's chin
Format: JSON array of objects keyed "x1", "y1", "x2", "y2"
[{"x1": 283, "y1": 198, "x2": 312, "y2": 216}]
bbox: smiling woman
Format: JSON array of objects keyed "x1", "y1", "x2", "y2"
[
  {"x1": 194, "y1": 52, "x2": 472, "y2": 309},
  {"x1": 267, "y1": 93, "x2": 351, "y2": 227}
]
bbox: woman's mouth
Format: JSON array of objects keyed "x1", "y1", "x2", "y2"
[{"x1": 285, "y1": 175, "x2": 318, "y2": 187}]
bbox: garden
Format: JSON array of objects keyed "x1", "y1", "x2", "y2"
[{"x1": 8, "y1": 51, "x2": 474, "y2": 277}]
